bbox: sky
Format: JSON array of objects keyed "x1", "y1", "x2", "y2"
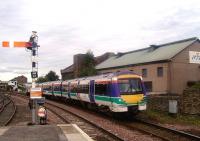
[{"x1": 0, "y1": 0, "x2": 200, "y2": 82}]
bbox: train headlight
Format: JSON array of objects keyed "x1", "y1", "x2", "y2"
[{"x1": 112, "y1": 77, "x2": 118, "y2": 81}]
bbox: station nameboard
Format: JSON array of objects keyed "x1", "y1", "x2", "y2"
[
  {"x1": 189, "y1": 51, "x2": 200, "y2": 64},
  {"x1": 30, "y1": 87, "x2": 42, "y2": 99}
]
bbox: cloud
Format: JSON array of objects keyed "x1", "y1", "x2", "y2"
[
  {"x1": 0, "y1": 66, "x2": 29, "y2": 74},
  {"x1": 0, "y1": 0, "x2": 200, "y2": 82}
]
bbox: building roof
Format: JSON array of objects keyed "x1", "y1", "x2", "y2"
[
  {"x1": 10, "y1": 75, "x2": 27, "y2": 81},
  {"x1": 61, "y1": 65, "x2": 74, "y2": 74},
  {"x1": 96, "y1": 37, "x2": 199, "y2": 70}
]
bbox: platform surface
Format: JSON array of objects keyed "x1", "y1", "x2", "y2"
[{"x1": 0, "y1": 124, "x2": 93, "y2": 141}]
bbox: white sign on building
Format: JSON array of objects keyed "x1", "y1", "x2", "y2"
[{"x1": 189, "y1": 51, "x2": 200, "y2": 64}]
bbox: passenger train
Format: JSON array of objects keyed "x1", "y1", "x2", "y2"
[{"x1": 39, "y1": 71, "x2": 147, "y2": 113}]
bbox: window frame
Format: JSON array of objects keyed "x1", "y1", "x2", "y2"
[
  {"x1": 157, "y1": 67, "x2": 163, "y2": 77},
  {"x1": 142, "y1": 68, "x2": 147, "y2": 77}
]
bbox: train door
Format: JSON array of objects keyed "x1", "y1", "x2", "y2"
[
  {"x1": 60, "y1": 82, "x2": 62, "y2": 97},
  {"x1": 89, "y1": 80, "x2": 95, "y2": 103},
  {"x1": 51, "y1": 83, "x2": 54, "y2": 96},
  {"x1": 68, "y1": 82, "x2": 71, "y2": 99}
]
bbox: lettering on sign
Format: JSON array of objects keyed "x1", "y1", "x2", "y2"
[
  {"x1": 189, "y1": 51, "x2": 200, "y2": 64},
  {"x1": 31, "y1": 71, "x2": 38, "y2": 78}
]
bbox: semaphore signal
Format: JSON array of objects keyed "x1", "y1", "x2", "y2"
[
  {"x1": 2, "y1": 31, "x2": 43, "y2": 125},
  {"x1": 2, "y1": 41, "x2": 32, "y2": 48}
]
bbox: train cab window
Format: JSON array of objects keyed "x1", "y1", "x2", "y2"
[
  {"x1": 118, "y1": 78, "x2": 143, "y2": 94},
  {"x1": 95, "y1": 84, "x2": 108, "y2": 95}
]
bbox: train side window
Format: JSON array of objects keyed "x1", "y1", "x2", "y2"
[
  {"x1": 46, "y1": 86, "x2": 52, "y2": 91},
  {"x1": 71, "y1": 84, "x2": 77, "y2": 93},
  {"x1": 84, "y1": 85, "x2": 89, "y2": 93},
  {"x1": 95, "y1": 84, "x2": 108, "y2": 95},
  {"x1": 54, "y1": 85, "x2": 60, "y2": 91},
  {"x1": 62, "y1": 85, "x2": 68, "y2": 92},
  {"x1": 77, "y1": 84, "x2": 89, "y2": 94}
]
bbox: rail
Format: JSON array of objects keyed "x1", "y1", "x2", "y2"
[
  {"x1": 0, "y1": 94, "x2": 17, "y2": 126},
  {"x1": 134, "y1": 118, "x2": 200, "y2": 141},
  {"x1": 45, "y1": 101, "x2": 125, "y2": 141}
]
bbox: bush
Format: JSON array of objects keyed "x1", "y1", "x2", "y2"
[
  {"x1": 187, "y1": 81, "x2": 197, "y2": 87},
  {"x1": 191, "y1": 82, "x2": 200, "y2": 89}
]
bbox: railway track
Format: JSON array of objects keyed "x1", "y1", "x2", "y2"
[
  {"x1": 45, "y1": 101, "x2": 125, "y2": 141},
  {"x1": 123, "y1": 118, "x2": 200, "y2": 141},
  {"x1": 0, "y1": 95, "x2": 4, "y2": 111},
  {"x1": 16, "y1": 94, "x2": 200, "y2": 141},
  {"x1": 0, "y1": 94, "x2": 16, "y2": 126},
  {"x1": 45, "y1": 100, "x2": 163, "y2": 141}
]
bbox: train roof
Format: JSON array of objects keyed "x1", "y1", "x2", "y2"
[
  {"x1": 63, "y1": 71, "x2": 140, "y2": 83},
  {"x1": 40, "y1": 71, "x2": 141, "y2": 85}
]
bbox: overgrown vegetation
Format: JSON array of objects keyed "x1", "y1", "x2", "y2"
[
  {"x1": 191, "y1": 82, "x2": 200, "y2": 89},
  {"x1": 138, "y1": 110, "x2": 200, "y2": 126}
]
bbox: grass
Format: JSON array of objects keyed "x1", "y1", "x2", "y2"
[{"x1": 138, "y1": 110, "x2": 200, "y2": 127}]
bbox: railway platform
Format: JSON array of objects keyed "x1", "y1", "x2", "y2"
[{"x1": 0, "y1": 124, "x2": 93, "y2": 141}]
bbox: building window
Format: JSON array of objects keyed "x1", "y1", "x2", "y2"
[
  {"x1": 142, "y1": 68, "x2": 147, "y2": 77},
  {"x1": 157, "y1": 67, "x2": 163, "y2": 77},
  {"x1": 144, "y1": 81, "x2": 152, "y2": 92}
]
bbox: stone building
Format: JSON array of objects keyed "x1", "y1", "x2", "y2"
[
  {"x1": 61, "y1": 52, "x2": 114, "y2": 80},
  {"x1": 96, "y1": 37, "x2": 200, "y2": 95},
  {"x1": 0, "y1": 81, "x2": 8, "y2": 91},
  {"x1": 11, "y1": 75, "x2": 28, "y2": 84}
]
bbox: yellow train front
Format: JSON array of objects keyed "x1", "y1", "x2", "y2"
[{"x1": 107, "y1": 71, "x2": 147, "y2": 113}]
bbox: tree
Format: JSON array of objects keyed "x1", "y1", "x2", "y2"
[
  {"x1": 36, "y1": 76, "x2": 47, "y2": 83},
  {"x1": 79, "y1": 50, "x2": 97, "y2": 77},
  {"x1": 45, "y1": 70, "x2": 59, "y2": 81},
  {"x1": 36, "y1": 70, "x2": 59, "y2": 83}
]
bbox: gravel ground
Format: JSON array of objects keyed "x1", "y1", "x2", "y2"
[{"x1": 9, "y1": 95, "x2": 31, "y2": 126}]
